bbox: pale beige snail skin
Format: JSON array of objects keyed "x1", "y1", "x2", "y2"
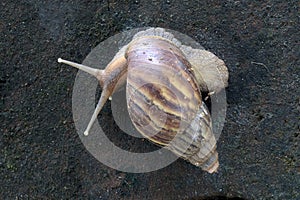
[{"x1": 58, "y1": 27, "x2": 228, "y2": 173}]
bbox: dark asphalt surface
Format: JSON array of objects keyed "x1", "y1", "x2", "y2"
[{"x1": 1, "y1": 1, "x2": 299, "y2": 199}]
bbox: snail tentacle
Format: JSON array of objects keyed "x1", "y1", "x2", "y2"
[
  {"x1": 58, "y1": 58, "x2": 103, "y2": 78},
  {"x1": 58, "y1": 56, "x2": 128, "y2": 136},
  {"x1": 83, "y1": 85, "x2": 111, "y2": 136}
]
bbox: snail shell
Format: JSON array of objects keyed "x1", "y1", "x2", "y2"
[{"x1": 58, "y1": 27, "x2": 228, "y2": 173}]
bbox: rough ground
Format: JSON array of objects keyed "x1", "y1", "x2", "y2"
[{"x1": 1, "y1": 0, "x2": 299, "y2": 199}]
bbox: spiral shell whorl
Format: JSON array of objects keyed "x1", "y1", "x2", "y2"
[
  {"x1": 126, "y1": 34, "x2": 219, "y2": 172},
  {"x1": 126, "y1": 36, "x2": 202, "y2": 145},
  {"x1": 167, "y1": 103, "x2": 219, "y2": 173}
]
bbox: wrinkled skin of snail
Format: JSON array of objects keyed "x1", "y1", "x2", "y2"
[{"x1": 58, "y1": 27, "x2": 228, "y2": 173}]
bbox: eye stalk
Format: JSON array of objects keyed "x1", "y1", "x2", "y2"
[{"x1": 58, "y1": 57, "x2": 127, "y2": 135}]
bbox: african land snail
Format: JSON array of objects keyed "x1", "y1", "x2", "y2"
[{"x1": 58, "y1": 27, "x2": 228, "y2": 173}]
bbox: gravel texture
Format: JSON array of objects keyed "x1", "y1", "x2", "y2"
[{"x1": 1, "y1": 0, "x2": 299, "y2": 199}]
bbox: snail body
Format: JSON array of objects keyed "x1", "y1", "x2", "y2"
[{"x1": 58, "y1": 28, "x2": 228, "y2": 173}]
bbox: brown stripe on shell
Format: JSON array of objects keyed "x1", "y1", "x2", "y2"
[
  {"x1": 127, "y1": 84, "x2": 182, "y2": 145},
  {"x1": 127, "y1": 83, "x2": 183, "y2": 130},
  {"x1": 125, "y1": 36, "x2": 218, "y2": 171},
  {"x1": 128, "y1": 102, "x2": 181, "y2": 145},
  {"x1": 166, "y1": 110, "x2": 208, "y2": 156},
  {"x1": 127, "y1": 46, "x2": 201, "y2": 100},
  {"x1": 126, "y1": 36, "x2": 201, "y2": 101},
  {"x1": 126, "y1": 47, "x2": 202, "y2": 119},
  {"x1": 128, "y1": 75, "x2": 183, "y2": 118},
  {"x1": 127, "y1": 68, "x2": 200, "y2": 143},
  {"x1": 166, "y1": 103, "x2": 218, "y2": 171},
  {"x1": 127, "y1": 60, "x2": 198, "y2": 108}
]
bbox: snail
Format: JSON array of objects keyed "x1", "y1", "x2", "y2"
[{"x1": 58, "y1": 27, "x2": 228, "y2": 173}]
